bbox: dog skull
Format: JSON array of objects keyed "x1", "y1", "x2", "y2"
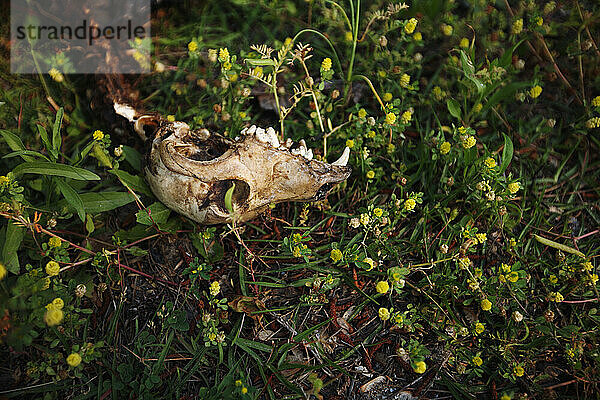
[{"x1": 116, "y1": 104, "x2": 351, "y2": 224}]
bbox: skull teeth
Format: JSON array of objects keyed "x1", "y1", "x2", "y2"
[
  {"x1": 331, "y1": 146, "x2": 350, "y2": 166},
  {"x1": 266, "y1": 127, "x2": 280, "y2": 148},
  {"x1": 304, "y1": 149, "x2": 313, "y2": 160}
]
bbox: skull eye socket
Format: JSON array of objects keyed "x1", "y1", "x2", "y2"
[
  {"x1": 175, "y1": 134, "x2": 232, "y2": 161},
  {"x1": 214, "y1": 179, "x2": 250, "y2": 212}
]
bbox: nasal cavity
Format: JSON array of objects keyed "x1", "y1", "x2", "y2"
[{"x1": 215, "y1": 179, "x2": 250, "y2": 212}]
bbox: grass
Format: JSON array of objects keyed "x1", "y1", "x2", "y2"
[{"x1": 1, "y1": 0, "x2": 600, "y2": 399}]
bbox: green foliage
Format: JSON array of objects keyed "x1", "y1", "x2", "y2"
[{"x1": 1, "y1": 0, "x2": 600, "y2": 398}]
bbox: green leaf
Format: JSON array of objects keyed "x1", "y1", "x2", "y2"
[
  {"x1": 12, "y1": 161, "x2": 100, "y2": 180},
  {"x1": 122, "y1": 146, "x2": 142, "y2": 172},
  {"x1": 245, "y1": 58, "x2": 276, "y2": 66},
  {"x1": 0, "y1": 130, "x2": 35, "y2": 161},
  {"x1": 3, "y1": 150, "x2": 50, "y2": 161},
  {"x1": 533, "y1": 235, "x2": 586, "y2": 258},
  {"x1": 2, "y1": 221, "x2": 24, "y2": 274},
  {"x1": 136, "y1": 202, "x2": 171, "y2": 226},
  {"x1": 224, "y1": 182, "x2": 235, "y2": 214},
  {"x1": 55, "y1": 178, "x2": 85, "y2": 222},
  {"x1": 61, "y1": 192, "x2": 136, "y2": 213},
  {"x1": 446, "y1": 98, "x2": 462, "y2": 120},
  {"x1": 460, "y1": 51, "x2": 485, "y2": 93},
  {"x1": 109, "y1": 169, "x2": 153, "y2": 196},
  {"x1": 85, "y1": 214, "x2": 95, "y2": 234},
  {"x1": 52, "y1": 108, "x2": 64, "y2": 155},
  {"x1": 36, "y1": 124, "x2": 52, "y2": 156},
  {"x1": 499, "y1": 133, "x2": 513, "y2": 173}
]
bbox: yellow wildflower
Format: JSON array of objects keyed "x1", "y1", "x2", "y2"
[
  {"x1": 52, "y1": 298, "x2": 64, "y2": 310},
  {"x1": 48, "y1": 237, "x2": 62, "y2": 248},
  {"x1": 440, "y1": 141, "x2": 451, "y2": 154},
  {"x1": 385, "y1": 113, "x2": 397, "y2": 125},
  {"x1": 358, "y1": 108, "x2": 367, "y2": 119},
  {"x1": 373, "y1": 208, "x2": 383, "y2": 217},
  {"x1": 376, "y1": 281, "x2": 390, "y2": 294},
  {"x1": 513, "y1": 365, "x2": 525, "y2": 377},
  {"x1": 549, "y1": 274, "x2": 558, "y2": 284},
  {"x1": 507, "y1": 271, "x2": 519, "y2": 283},
  {"x1": 45, "y1": 261, "x2": 60, "y2": 276},
  {"x1": 378, "y1": 307, "x2": 390, "y2": 320},
  {"x1": 441, "y1": 23, "x2": 453, "y2": 36},
  {"x1": 321, "y1": 57, "x2": 332, "y2": 71},
  {"x1": 383, "y1": 92, "x2": 393, "y2": 102},
  {"x1": 461, "y1": 135, "x2": 476, "y2": 149},
  {"x1": 188, "y1": 41, "x2": 198, "y2": 53},
  {"x1": 235, "y1": 380, "x2": 242, "y2": 387},
  {"x1": 346, "y1": 139, "x2": 355, "y2": 148},
  {"x1": 413, "y1": 361, "x2": 427, "y2": 374},
  {"x1": 475, "y1": 322, "x2": 485, "y2": 334},
  {"x1": 459, "y1": 38, "x2": 469, "y2": 48},
  {"x1": 345, "y1": 32, "x2": 353, "y2": 42},
  {"x1": 0, "y1": 263, "x2": 7, "y2": 280},
  {"x1": 484, "y1": 157, "x2": 496, "y2": 169},
  {"x1": 501, "y1": 395, "x2": 512, "y2": 400},
  {"x1": 535, "y1": 17, "x2": 543, "y2": 26},
  {"x1": 367, "y1": 130, "x2": 376, "y2": 138},
  {"x1": 508, "y1": 182, "x2": 520, "y2": 194},
  {"x1": 92, "y1": 130, "x2": 104, "y2": 141},
  {"x1": 589, "y1": 274, "x2": 598, "y2": 285},
  {"x1": 404, "y1": 18, "x2": 418, "y2": 34},
  {"x1": 401, "y1": 111, "x2": 412, "y2": 124},
  {"x1": 49, "y1": 68, "x2": 64, "y2": 83},
  {"x1": 167, "y1": 115, "x2": 175, "y2": 122},
  {"x1": 209, "y1": 281, "x2": 221, "y2": 296},
  {"x1": 592, "y1": 96, "x2": 600, "y2": 107},
  {"x1": 512, "y1": 19, "x2": 523, "y2": 35},
  {"x1": 44, "y1": 308, "x2": 64, "y2": 326},
  {"x1": 241, "y1": 387, "x2": 248, "y2": 394},
  {"x1": 218, "y1": 48, "x2": 230, "y2": 62},
  {"x1": 400, "y1": 73, "x2": 411, "y2": 88},
  {"x1": 413, "y1": 32, "x2": 422, "y2": 41},
  {"x1": 67, "y1": 353, "x2": 82, "y2": 367},
  {"x1": 222, "y1": 61, "x2": 232, "y2": 70},
  {"x1": 252, "y1": 66, "x2": 263, "y2": 78},
  {"x1": 473, "y1": 103, "x2": 483, "y2": 113},
  {"x1": 366, "y1": 170, "x2": 375, "y2": 179},
  {"x1": 472, "y1": 356, "x2": 483, "y2": 366},
  {"x1": 404, "y1": 198, "x2": 416, "y2": 211},
  {"x1": 330, "y1": 249, "x2": 343, "y2": 262},
  {"x1": 587, "y1": 117, "x2": 600, "y2": 129},
  {"x1": 481, "y1": 299, "x2": 492, "y2": 311},
  {"x1": 476, "y1": 233, "x2": 487, "y2": 244},
  {"x1": 530, "y1": 85, "x2": 542, "y2": 98}
]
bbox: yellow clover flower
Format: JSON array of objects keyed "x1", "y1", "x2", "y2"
[
  {"x1": 92, "y1": 130, "x2": 104, "y2": 141},
  {"x1": 366, "y1": 170, "x2": 375, "y2": 179},
  {"x1": 513, "y1": 365, "x2": 525, "y2": 377},
  {"x1": 364, "y1": 257, "x2": 376, "y2": 271},
  {"x1": 373, "y1": 208, "x2": 383, "y2": 218},
  {"x1": 330, "y1": 249, "x2": 343, "y2": 262},
  {"x1": 376, "y1": 281, "x2": 390, "y2": 294},
  {"x1": 48, "y1": 237, "x2": 62, "y2": 248},
  {"x1": 385, "y1": 113, "x2": 397, "y2": 125},
  {"x1": 46, "y1": 261, "x2": 60, "y2": 277},
  {"x1": 67, "y1": 352, "x2": 82, "y2": 367},
  {"x1": 346, "y1": 139, "x2": 355, "y2": 149},
  {"x1": 413, "y1": 361, "x2": 427, "y2": 374},
  {"x1": 530, "y1": 85, "x2": 542, "y2": 99},
  {"x1": 413, "y1": 32, "x2": 422, "y2": 41},
  {"x1": 459, "y1": 38, "x2": 469, "y2": 48},
  {"x1": 44, "y1": 308, "x2": 64, "y2": 326},
  {"x1": 321, "y1": 58, "x2": 332, "y2": 72},
  {"x1": 383, "y1": 92, "x2": 393, "y2": 102},
  {"x1": 475, "y1": 322, "x2": 485, "y2": 334},
  {"x1": 440, "y1": 141, "x2": 451, "y2": 154},
  {"x1": 378, "y1": 307, "x2": 390, "y2": 320},
  {"x1": 592, "y1": 96, "x2": 600, "y2": 107},
  {"x1": 399, "y1": 73, "x2": 410, "y2": 88},
  {"x1": 404, "y1": 18, "x2": 418, "y2": 34},
  {"x1": 472, "y1": 356, "x2": 483, "y2": 366},
  {"x1": 401, "y1": 111, "x2": 412, "y2": 124},
  {"x1": 188, "y1": 41, "x2": 198, "y2": 53},
  {"x1": 209, "y1": 281, "x2": 221, "y2": 296},
  {"x1": 52, "y1": 298, "x2": 64, "y2": 310},
  {"x1": 508, "y1": 182, "x2": 520, "y2": 194},
  {"x1": 484, "y1": 157, "x2": 496, "y2": 169},
  {"x1": 512, "y1": 18, "x2": 523, "y2": 34},
  {"x1": 481, "y1": 299, "x2": 492, "y2": 311},
  {"x1": 461, "y1": 135, "x2": 476, "y2": 149},
  {"x1": 404, "y1": 198, "x2": 416, "y2": 211}
]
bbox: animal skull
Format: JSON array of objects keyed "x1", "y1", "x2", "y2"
[{"x1": 115, "y1": 103, "x2": 351, "y2": 224}]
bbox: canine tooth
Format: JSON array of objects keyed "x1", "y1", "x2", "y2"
[
  {"x1": 247, "y1": 125, "x2": 257, "y2": 134},
  {"x1": 240, "y1": 127, "x2": 248, "y2": 135},
  {"x1": 331, "y1": 146, "x2": 350, "y2": 166},
  {"x1": 299, "y1": 139, "x2": 307, "y2": 148},
  {"x1": 298, "y1": 145, "x2": 307, "y2": 157},
  {"x1": 255, "y1": 131, "x2": 270, "y2": 144},
  {"x1": 304, "y1": 149, "x2": 313, "y2": 160},
  {"x1": 285, "y1": 138, "x2": 293, "y2": 148},
  {"x1": 235, "y1": 136, "x2": 241, "y2": 141},
  {"x1": 266, "y1": 127, "x2": 280, "y2": 147}
]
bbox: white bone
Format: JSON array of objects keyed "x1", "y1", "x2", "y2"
[
  {"x1": 266, "y1": 127, "x2": 280, "y2": 148},
  {"x1": 285, "y1": 138, "x2": 293, "y2": 148},
  {"x1": 114, "y1": 103, "x2": 136, "y2": 122},
  {"x1": 247, "y1": 125, "x2": 257, "y2": 134},
  {"x1": 304, "y1": 149, "x2": 313, "y2": 160},
  {"x1": 331, "y1": 146, "x2": 350, "y2": 166},
  {"x1": 299, "y1": 139, "x2": 307, "y2": 148}
]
